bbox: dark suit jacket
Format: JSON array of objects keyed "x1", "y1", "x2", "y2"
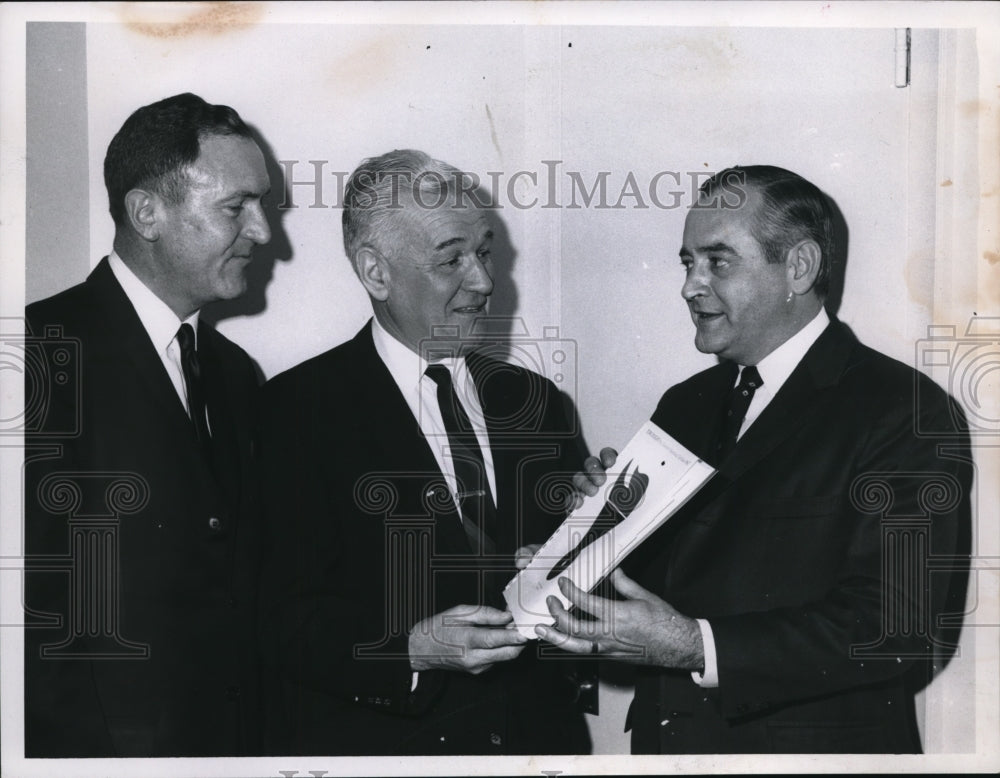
[
  {"x1": 258, "y1": 322, "x2": 591, "y2": 755},
  {"x1": 23, "y1": 258, "x2": 262, "y2": 757},
  {"x1": 626, "y1": 320, "x2": 972, "y2": 754}
]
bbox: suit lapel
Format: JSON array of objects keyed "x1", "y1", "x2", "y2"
[
  {"x1": 666, "y1": 361, "x2": 739, "y2": 465},
  {"x1": 716, "y1": 320, "x2": 856, "y2": 485},
  {"x1": 86, "y1": 260, "x2": 197, "y2": 438},
  {"x1": 354, "y1": 325, "x2": 471, "y2": 555},
  {"x1": 465, "y1": 352, "x2": 537, "y2": 552},
  {"x1": 657, "y1": 321, "x2": 857, "y2": 588},
  {"x1": 86, "y1": 259, "x2": 223, "y2": 499}
]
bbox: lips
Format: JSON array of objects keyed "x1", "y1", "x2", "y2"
[
  {"x1": 453, "y1": 302, "x2": 487, "y2": 315},
  {"x1": 691, "y1": 309, "x2": 724, "y2": 323}
]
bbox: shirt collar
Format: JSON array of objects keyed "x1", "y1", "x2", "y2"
[
  {"x1": 371, "y1": 316, "x2": 465, "y2": 393},
  {"x1": 108, "y1": 251, "x2": 199, "y2": 351},
  {"x1": 748, "y1": 307, "x2": 830, "y2": 395}
]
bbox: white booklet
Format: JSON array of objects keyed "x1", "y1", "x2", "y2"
[{"x1": 503, "y1": 421, "x2": 716, "y2": 639}]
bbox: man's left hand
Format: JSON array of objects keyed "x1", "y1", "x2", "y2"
[{"x1": 534, "y1": 569, "x2": 705, "y2": 671}]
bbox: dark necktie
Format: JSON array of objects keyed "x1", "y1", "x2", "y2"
[
  {"x1": 176, "y1": 323, "x2": 212, "y2": 457},
  {"x1": 717, "y1": 365, "x2": 762, "y2": 461},
  {"x1": 424, "y1": 364, "x2": 496, "y2": 555}
]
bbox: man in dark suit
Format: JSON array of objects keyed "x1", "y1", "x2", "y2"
[
  {"x1": 24, "y1": 93, "x2": 271, "y2": 756},
  {"x1": 536, "y1": 165, "x2": 972, "y2": 753},
  {"x1": 258, "y1": 149, "x2": 591, "y2": 755}
]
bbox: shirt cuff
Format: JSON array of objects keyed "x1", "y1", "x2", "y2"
[
  {"x1": 690, "y1": 618, "x2": 719, "y2": 688},
  {"x1": 410, "y1": 671, "x2": 420, "y2": 692}
]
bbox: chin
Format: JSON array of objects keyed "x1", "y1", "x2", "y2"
[
  {"x1": 217, "y1": 279, "x2": 248, "y2": 301},
  {"x1": 694, "y1": 337, "x2": 718, "y2": 355}
]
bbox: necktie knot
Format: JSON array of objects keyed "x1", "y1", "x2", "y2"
[
  {"x1": 424, "y1": 362, "x2": 452, "y2": 389},
  {"x1": 739, "y1": 365, "x2": 761, "y2": 392},
  {"x1": 176, "y1": 323, "x2": 200, "y2": 379},
  {"x1": 176, "y1": 322, "x2": 195, "y2": 352}
]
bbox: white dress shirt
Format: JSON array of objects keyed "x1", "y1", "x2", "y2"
[
  {"x1": 108, "y1": 251, "x2": 199, "y2": 418},
  {"x1": 693, "y1": 307, "x2": 830, "y2": 688},
  {"x1": 371, "y1": 316, "x2": 497, "y2": 511}
]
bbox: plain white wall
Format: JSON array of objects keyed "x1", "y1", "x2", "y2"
[{"x1": 18, "y1": 15, "x2": 989, "y2": 758}]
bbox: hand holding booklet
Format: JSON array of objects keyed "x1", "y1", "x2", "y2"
[{"x1": 503, "y1": 421, "x2": 716, "y2": 639}]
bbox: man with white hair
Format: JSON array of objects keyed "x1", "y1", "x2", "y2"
[{"x1": 259, "y1": 149, "x2": 591, "y2": 755}]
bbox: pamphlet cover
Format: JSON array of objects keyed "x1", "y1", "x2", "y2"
[{"x1": 503, "y1": 421, "x2": 716, "y2": 638}]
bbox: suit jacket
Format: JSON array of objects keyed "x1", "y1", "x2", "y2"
[
  {"x1": 626, "y1": 320, "x2": 972, "y2": 754},
  {"x1": 258, "y1": 322, "x2": 591, "y2": 755},
  {"x1": 23, "y1": 258, "x2": 262, "y2": 757}
]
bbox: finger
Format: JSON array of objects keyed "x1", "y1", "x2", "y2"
[
  {"x1": 572, "y1": 470, "x2": 599, "y2": 498},
  {"x1": 610, "y1": 568, "x2": 652, "y2": 601},
  {"x1": 534, "y1": 623, "x2": 597, "y2": 655},
  {"x1": 599, "y1": 447, "x2": 618, "y2": 469},
  {"x1": 445, "y1": 605, "x2": 513, "y2": 626},
  {"x1": 582, "y1": 456, "x2": 608, "y2": 488},
  {"x1": 513, "y1": 544, "x2": 539, "y2": 570},
  {"x1": 482, "y1": 644, "x2": 526, "y2": 662},
  {"x1": 474, "y1": 626, "x2": 529, "y2": 649},
  {"x1": 468, "y1": 644, "x2": 525, "y2": 673},
  {"x1": 558, "y1": 576, "x2": 611, "y2": 620},
  {"x1": 546, "y1": 594, "x2": 594, "y2": 641}
]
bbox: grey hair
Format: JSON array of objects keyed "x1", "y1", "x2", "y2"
[{"x1": 342, "y1": 149, "x2": 474, "y2": 266}]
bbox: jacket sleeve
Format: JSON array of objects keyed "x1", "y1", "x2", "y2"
[{"x1": 709, "y1": 379, "x2": 972, "y2": 719}]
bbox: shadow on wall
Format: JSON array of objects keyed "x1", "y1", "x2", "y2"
[
  {"x1": 202, "y1": 125, "x2": 294, "y2": 327},
  {"x1": 484, "y1": 196, "x2": 520, "y2": 336},
  {"x1": 824, "y1": 189, "x2": 849, "y2": 320}
]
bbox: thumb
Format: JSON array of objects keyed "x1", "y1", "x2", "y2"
[
  {"x1": 514, "y1": 544, "x2": 541, "y2": 570},
  {"x1": 611, "y1": 568, "x2": 651, "y2": 600}
]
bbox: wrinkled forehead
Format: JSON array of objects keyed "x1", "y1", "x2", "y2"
[
  {"x1": 186, "y1": 134, "x2": 269, "y2": 191},
  {"x1": 388, "y1": 199, "x2": 492, "y2": 251}
]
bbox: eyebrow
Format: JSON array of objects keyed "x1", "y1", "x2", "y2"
[
  {"x1": 223, "y1": 187, "x2": 271, "y2": 201},
  {"x1": 679, "y1": 241, "x2": 738, "y2": 258},
  {"x1": 433, "y1": 229, "x2": 493, "y2": 253}
]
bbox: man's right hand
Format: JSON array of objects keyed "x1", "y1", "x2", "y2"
[
  {"x1": 408, "y1": 604, "x2": 528, "y2": 675},
  {"x1": 567, "y1": 447, "x2": 619, "y2": 512}
]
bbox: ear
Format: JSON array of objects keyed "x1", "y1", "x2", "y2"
[
  {"x1": 355, "y1": 246, "x2": 391, "y2": 302},
  {"x1": 786, "y1": 239, "x2": 822, "y2": 295},
  {"x1": 123, "y1": 189, "x2": 160, "y2": 241}
]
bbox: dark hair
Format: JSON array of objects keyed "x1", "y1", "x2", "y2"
[
  {"x1": 699, "y1": 165, "x2": 835, "y2": 298},
  {"x1": 103, "y1": 92, "x2": 252, "y2": 226}
]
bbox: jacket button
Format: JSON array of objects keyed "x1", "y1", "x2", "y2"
[
  {"x1": 225, "y1": 685, "x2": 240, "y2": 701},
  {"x1": 208, "y1": 516, "x2": 222, "y2": 531},
  {"x1": 490, "y1": 733, "x2": 502, "y2": 746}
]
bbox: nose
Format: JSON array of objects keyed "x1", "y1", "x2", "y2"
[
  {"x1": 243, "y1": 201, "x2": 272, "y2": 245},
  {"x1": 681, "y1": 260, "x2": 709, "y2": 302},
  {"x1": 464, "y1": 254, "x2": 494, "y2": 296}
]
